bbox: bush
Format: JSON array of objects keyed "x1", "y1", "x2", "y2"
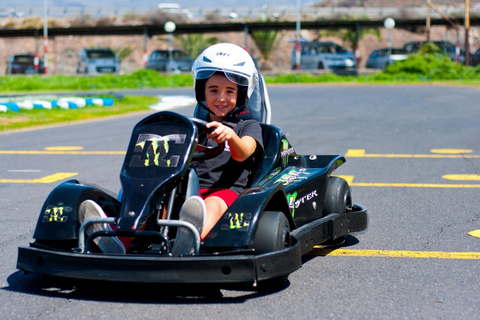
[{"x1": 380, "y1": 42, "x2": 480, "y2": 81}]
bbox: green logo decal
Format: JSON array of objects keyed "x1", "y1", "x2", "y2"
[
  {"x1": 42, "y1": 206, "x2": 71, "y2": 222},
  {"x1": 130, "y1": 133, "x2": 186, "y2": 168},
  {"x1": 221, "y1": 212, "x2": 252, "y2": 232},
  {"x1": 275, "y1": 168, "x2": 309, "y2": 186},
  {"x1": 287, "y1": 192, "x2": 298, "y2": 217}
]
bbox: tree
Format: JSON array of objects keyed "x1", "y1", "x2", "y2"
[
  {"x1": 250, "y1": 18, "x2": 280, "y2": 69},
  {"x1": 156, "y1": 34, "x2": 220, "y2": 59},
  {"x1": 314, "y1": 16, "x2": 381, "y2": 52}
]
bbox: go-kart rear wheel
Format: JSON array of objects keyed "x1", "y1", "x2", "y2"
[
  {"x1": 250, "y1": 211, "x2": 290, "y2": 255},
  {"x1": 322, "y1": 176, "x2": 352, "y2": 216}
]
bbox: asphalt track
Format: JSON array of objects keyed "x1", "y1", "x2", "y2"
[{"x1": 1, "y1": 84, "x2": 479, "y2": 319}]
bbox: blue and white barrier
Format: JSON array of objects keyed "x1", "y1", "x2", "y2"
[{"x1": 0, "y1": 97, "x2": 114, "y2": 112}]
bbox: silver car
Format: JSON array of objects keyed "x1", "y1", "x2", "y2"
[
  {"x1": 77, "y1": 48, "x2": 120, "y2": 75},
  {"x1": 145, "y1": 49, "x2": 193, "y2": 72},
  {"x1": 291, "y1": 41, "x2": 357, "y2": 73},
  {"x1": 366, "y1": 48, "x2": 408, "y2": 69}
]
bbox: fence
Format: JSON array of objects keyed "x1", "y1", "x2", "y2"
[{"x1": 1, "y1": 5, "x2": 478, "y2": 20}]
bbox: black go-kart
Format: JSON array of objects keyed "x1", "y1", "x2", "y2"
[{"x1": 17, "y1": 75, "x2": 367, "y2": 288}]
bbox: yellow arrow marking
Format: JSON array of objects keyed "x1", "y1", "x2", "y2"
[
  {"x1": 310, "y1": 248, "x2": 480, "y2": 260},
  {"x1": 468, "y1": 230, "x2": 480, "y2": 239},
  {"x1": 336, "y1": 175, "x2": 354, "y2": 185},
  {"x1": 345, "y1": 149, "x2": 480, "y2": 159},
  {"x1": 0, "y1": 172, "x2": 78, "y2": 183}
]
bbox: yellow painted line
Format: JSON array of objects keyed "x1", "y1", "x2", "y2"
[
  {"x1": 44, "y1": 146, "x2": 84, "y2": 151},
  {"x1": 443, "y1": 174, "x2": 480, "y2": 181},
  {"x1": 345, "y1": 149, "x2": 480, "y2": 159},
  {"x1": 311, "y1": 247, "x2": 480, "y2": 260},
  {"x1": 431, "y1": 148, "x2": 473, "y2": 154},
  {"x1": 335, "y1": 175, "x2": 480, "y2": 188},
  {"x1": 0, "y1": 150, "x2": 125, "y2": 155},
  {"x1": 351, "y1": 182, "x2": 480, "y2": 188},
  {"x1": 0, "y1": 172, "x2": 78, "y2": 183},
  {"x1": 468, "y1": 230, "x2": 480, "y2": 239}
]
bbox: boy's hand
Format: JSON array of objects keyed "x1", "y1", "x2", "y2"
[
  {"x1": 206, "y1": 121, "x2": 257, "y2": 162},
  {"x1": 206, "y1": 121, "x2": 234, "y2": 144}
]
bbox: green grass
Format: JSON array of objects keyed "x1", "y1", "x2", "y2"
[
  {"x1": 0, "y1": 69, "x2": 193, "y2": 93},
  {"x1": 1, "y1": 46, "x2": 480, "y2": 132},
  {"x1": 0, "y1": 95, "x2": 159, "y2": 132}
]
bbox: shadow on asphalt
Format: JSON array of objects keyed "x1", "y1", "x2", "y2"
[{"x1": 4, "y1": 269, "x2": 290, "y2": 303}]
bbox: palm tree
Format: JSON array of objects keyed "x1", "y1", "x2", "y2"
[
  {"x1": 174, "y1": 34, "x2": 220, "y2": 59},
  {"x1": 155, "y1": 33, "x2": 220, "y2": 59},
  {"x1": 251, "y1": 28, "x2": 279, "y2": 68},
  {"x1": 314, "y1": 16, "x2": 381, "y2": 53}
]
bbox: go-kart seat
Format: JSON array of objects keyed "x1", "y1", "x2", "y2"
[{"x1": 192, "y1": 73, "x2": 281, "y2": 187}]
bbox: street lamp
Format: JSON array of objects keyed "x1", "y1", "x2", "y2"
[
  {"x1": 384, "y1": 17, "x2": 395, "y2": 56},
  {"x1": 43, "y1": 0, "x2": 48, "y2": 74},
  {"x1": 295, "y1": 0, "x2": 301, "y2": 70},
  {"x1": 164, "y1": 21, "x2": 176, "y2": 72}
]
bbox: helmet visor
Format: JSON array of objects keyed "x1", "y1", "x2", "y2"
[{"x1": 195, "y1": 68, "x2": 250, "y2": 87}]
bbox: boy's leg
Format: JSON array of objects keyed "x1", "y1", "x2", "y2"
[
  {"x1": 202, "y1": 196, "x2": 228, "y2": 239},
  {"x1": 171, "y1": 196, "x2": 206, "y2": 256},
  {"x1": 78, "y1": 200, "x2": 126, "y2": 254}
]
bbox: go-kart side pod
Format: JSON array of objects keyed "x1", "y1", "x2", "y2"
[{"x1": 31, "y1": 179, "x2": 120, "y2": 246}]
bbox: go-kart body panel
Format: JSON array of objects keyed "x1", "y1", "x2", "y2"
[{"x1": 17, "y1": 111, "x2": 368, "y2": 286}]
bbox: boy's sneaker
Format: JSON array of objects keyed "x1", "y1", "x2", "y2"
[
  {"x1": 171, "y1": 196, "x2": 206, "y2": 256},
  {"x1": 78, "y1": 200, "x2": 126, "y2": 254}
]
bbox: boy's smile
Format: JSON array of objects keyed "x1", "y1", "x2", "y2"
[{"x1": 205, "y1": 73, "x2": 238, "y2": 121}]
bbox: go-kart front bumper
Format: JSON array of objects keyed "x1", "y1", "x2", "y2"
[
  {"x1": 17, "y1": 242, "x2": 302, "y2": 286},
  {"x1": 17, "y1": 203, "x2": 367, "y2": 285}
]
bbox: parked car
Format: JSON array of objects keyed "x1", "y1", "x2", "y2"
[
  {"x1": 6, "y1": 54, "x2": 44, "y2": 74},
  {"x1": 76, "y1": 48, "x2": 120, "y2": 75},
  {"x1": 471, "y1": 48, "x2": 480, "y2": 66},
  {"x1": 403, "y1": 40, "x2": 470, "y2": 64},
  {"x1": 145, "y1": 49, "x2": 193, "y2": 72},
  {"x1": 291, "y1": 40, "x2": 357, "y2": 73},
  {"x1": 366, "y1": 48, "x2": 408, "y2": 69}
]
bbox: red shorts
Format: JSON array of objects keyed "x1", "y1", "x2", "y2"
[{"x1": 200, "y1": 188, "x2": 238, "y2": 207}]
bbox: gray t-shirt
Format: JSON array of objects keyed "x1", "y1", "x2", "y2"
[{"x1": 193, "y1": 119, "x2": 264, "y2": 195}]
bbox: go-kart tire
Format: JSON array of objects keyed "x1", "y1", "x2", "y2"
[
  {"x1": 251, "y1": 211, "x2": 290, "y2": 255},
  {"x1": 322, "y1": 176, "x2": 352, "y2": 215}
]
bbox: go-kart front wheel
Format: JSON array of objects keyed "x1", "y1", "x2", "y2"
[
  {"x1": 322, "y1": 176, "x2": 352, "y2": 215},
  {"x1": 321, "y1": 176, "x2": 352, "y2": 246},
  {"x1": 250, "y1": 211, "x2": 291, "y2": 255}
]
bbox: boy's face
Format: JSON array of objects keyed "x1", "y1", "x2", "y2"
[{"x1": 204, "y1": 73, "x2": 238, "y2": 121}]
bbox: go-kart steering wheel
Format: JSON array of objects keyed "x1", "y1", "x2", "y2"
[{"x1": 189, "y1": 118, "x2": 225, "y2": 160}]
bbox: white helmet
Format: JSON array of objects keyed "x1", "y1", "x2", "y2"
[{"x1": 192, "y1": 43, "x2": 258, "y2": 113}]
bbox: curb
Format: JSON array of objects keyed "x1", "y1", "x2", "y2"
[{"x1": 0, "y1": 97, "x2": 114, "y2": 112}]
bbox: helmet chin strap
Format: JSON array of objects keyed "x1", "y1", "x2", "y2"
[
  {"x1": 200, "y1": 99, "x2": 249, "y2": 120},
  {"x1": 199, "y1": 101, "x2": 216, "y2": 115}
]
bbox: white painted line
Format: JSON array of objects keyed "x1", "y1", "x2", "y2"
[{"x1": 149, "y1": 95, "x2": 196, "y2": 111}]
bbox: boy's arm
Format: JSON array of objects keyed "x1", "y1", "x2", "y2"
[{"x1": 206, "y1": 122, "x2": 257, "y2": 162}]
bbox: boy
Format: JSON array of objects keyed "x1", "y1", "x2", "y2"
[
  {"x1": 78, "y1": 43, "x2": 263, "y2": 256},
  {"x1": 172, "y1": 43, "x2": 264, "y2": 255}
]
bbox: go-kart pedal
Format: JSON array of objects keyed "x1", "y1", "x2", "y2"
[
  {"x1": 78, "y1": 200, "x2": 126, "y2": 254},
  {"x1": 171, "y1": 196, "x2": 206, "y2": 256}
]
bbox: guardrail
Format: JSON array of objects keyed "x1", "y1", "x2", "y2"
[{"x1": 0, "y1": 6, "x2": 477, "y2": 20}]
